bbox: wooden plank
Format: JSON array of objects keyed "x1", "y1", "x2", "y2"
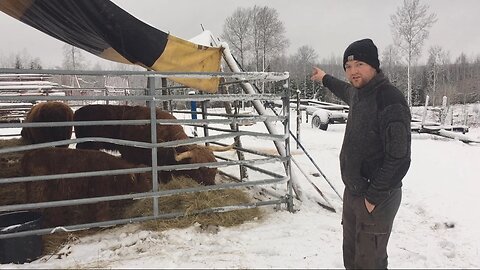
[{"x1": 415, "y1": 127, "x2": 479, "y2": 144}]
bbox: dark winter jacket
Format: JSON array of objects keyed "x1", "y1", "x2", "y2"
[{"x1": 322, "y1": 72, "x2": 411, "y2": 205}]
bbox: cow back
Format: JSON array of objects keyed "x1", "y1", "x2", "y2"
[
  {"x1": 73, "y1": 104, "x2": 132, "y2": 151},
  {"x1": 118, "y1": 106, "x2": 189, "y2": 166},
  {"x1": 21, "y1": 101, "x2": 73, "y2": 147}
]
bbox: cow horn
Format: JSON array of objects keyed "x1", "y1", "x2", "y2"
[
  {"x1": 207, "y1": 143, "x2": 235, "y2": 152},
  {"x1": 175, "y1": 150, "x2": 194, "y2": 162}
]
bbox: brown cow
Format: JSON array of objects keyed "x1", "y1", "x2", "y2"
[
  {"x1": 21, "y1": 147, "x2": 152, "y2": 227},
  {"x1": 21, "y1": 101, "x2": 73, "y2": 147},
  {"x1": 73, "y1": 104, "x2": 132, "y2": 151},
  {"x1": 73, "y1": 104, "x2": 233, "y2": 185}
]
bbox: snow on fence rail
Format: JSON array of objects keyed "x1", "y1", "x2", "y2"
[{"x1": 0, "y1": 68, "x2": 292, "y2": 240}]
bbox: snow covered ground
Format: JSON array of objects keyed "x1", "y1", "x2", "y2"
[{"x1": 1, "y1": 106, "x2": 480, "y2": 269}]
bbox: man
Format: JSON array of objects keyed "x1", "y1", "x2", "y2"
[{"x1": 311, "y1": 38, "x2": 411, "y2": 269}]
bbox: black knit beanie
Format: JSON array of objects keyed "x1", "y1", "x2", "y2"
[{"x1": 343, "y1": 38, "x2": 380, "y2": 72}]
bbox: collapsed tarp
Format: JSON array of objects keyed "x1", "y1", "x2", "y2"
[{"x1": 0, "y1": 0, "x2": 222, "y2": 92}]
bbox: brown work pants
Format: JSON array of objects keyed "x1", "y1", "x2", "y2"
[{"x1": 342, "y1": 188, "x2": 402, "y2": 269}]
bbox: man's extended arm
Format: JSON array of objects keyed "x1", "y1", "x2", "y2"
[{"x1": 311, "y1": 67, "x2": 355, "y2": 106}]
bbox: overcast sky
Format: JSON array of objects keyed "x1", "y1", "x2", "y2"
[{"x1": 0, "y1": 0, "x2": 479, "y2": 68}]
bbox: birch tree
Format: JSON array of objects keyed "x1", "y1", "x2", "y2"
[
  {"x1": 381, "y1": 44, "x2": 405, "y2": 87},
  {"x1": 253, "y1": 6, "x2": 289, "y2": 72},
  {"x1": 62, "y1": 44, "x2": 86, "y2": 70},
  {"x1": 221, "y1": 7, "x2": 252, "y2": 67},
  {"x1": 426, "y1": 46, "x2": 448, "y2": 106},
  {"x1": 390, "y1": 0, "x2": 437, "y2": 106},
  {"x1": 222, "y1": 6, "x2": 288, "y2": 72}
]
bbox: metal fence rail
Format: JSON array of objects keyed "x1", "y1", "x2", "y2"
[{"x1": 0, "y1": 69, "x2": 291, "y2": 239}]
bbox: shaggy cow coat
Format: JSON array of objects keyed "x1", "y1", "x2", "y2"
[
  {"x1": 21, "y1": 147, "x2": 152, "y2": 227},
  {"x1": 73, "y1": 104, "x2": 221, "y2": 185},
  {"x1": 21, "y1": 101, "x2": 73, "y2": 147},
  {"x1": 73, "y1": 104, "x2": 131, "y2": 151}
]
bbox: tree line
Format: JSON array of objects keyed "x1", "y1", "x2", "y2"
[
  {"x1": 1, "y1": 0, "x2": 479, "y2": 107},
  {"x1": 220, "y1": 0, "x2": 480, "y2": 106}
]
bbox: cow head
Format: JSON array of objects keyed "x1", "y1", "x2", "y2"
[{"x1": 172, "y1": 144, "x2": 234, "y2": 185}]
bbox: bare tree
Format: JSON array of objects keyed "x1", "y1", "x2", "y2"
[
  {"x1": 62, "y1": 44, "x2": 87, "y2": 70},
  {"x1": 29, "y1": 57, "x2": 43, "y2": 70},
  {"x1": 451, "y1": 53, "x2": 480, "y2": 104},
  {"x1": 390, "y1": 0, "x2": 437, "y2": 106},
  {"x1": 381, "y1": 44, "x2": 405, "y2": 87},
  {"x1": 10, "y1": 49, "x2": 35, "y2": 69},
  {"x1": 61, "y1": 44, "x2": 88, "y2": 93},
  {"x1": 426, "y1": 46, "x2": 449, "y2": 106},
  {"x1": 221, "y1": 6, "x2": 288, "y2": 73},
  {"x1": 221, "y1": 7, "x2": 252, "y2": 67},
  {"x1": 253, "y1": 6, "x2": 289, "y2": 72},
  {"x1": 291, "y1": 45, "x2": 318, "y2": 97},
  {"x1": 14, "y1": 54, "x2": 23, "y2": 69},
  {"x1": 454, "y1": 53, "x2": 468, "y2": 82},
  {"x1": 319, "y1": 54, "x2": 345, "y2": 103}
]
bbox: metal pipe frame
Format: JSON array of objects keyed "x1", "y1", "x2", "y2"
[{"x1": 0, "y1": 69, "x2": 291, "y2": 239}]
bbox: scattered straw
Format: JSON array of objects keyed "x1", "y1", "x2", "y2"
[
  {"x1": 42, "y1": 177, "x2": 262, "y2": 255},
  {"x1": 0, "y1": 138, "x2": 28, "y2": 204},
  {"x1": 125, "y1": 176, "x2": 262, "y2": 231}
]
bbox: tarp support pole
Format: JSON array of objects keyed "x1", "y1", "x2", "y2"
[{"x1": 147, "y1": 76, "x2": 159, "y2": 216}]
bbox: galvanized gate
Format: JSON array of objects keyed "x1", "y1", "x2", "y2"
[{"x1": 0, "y1": 68, "x2": 292, "y2": 240}]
